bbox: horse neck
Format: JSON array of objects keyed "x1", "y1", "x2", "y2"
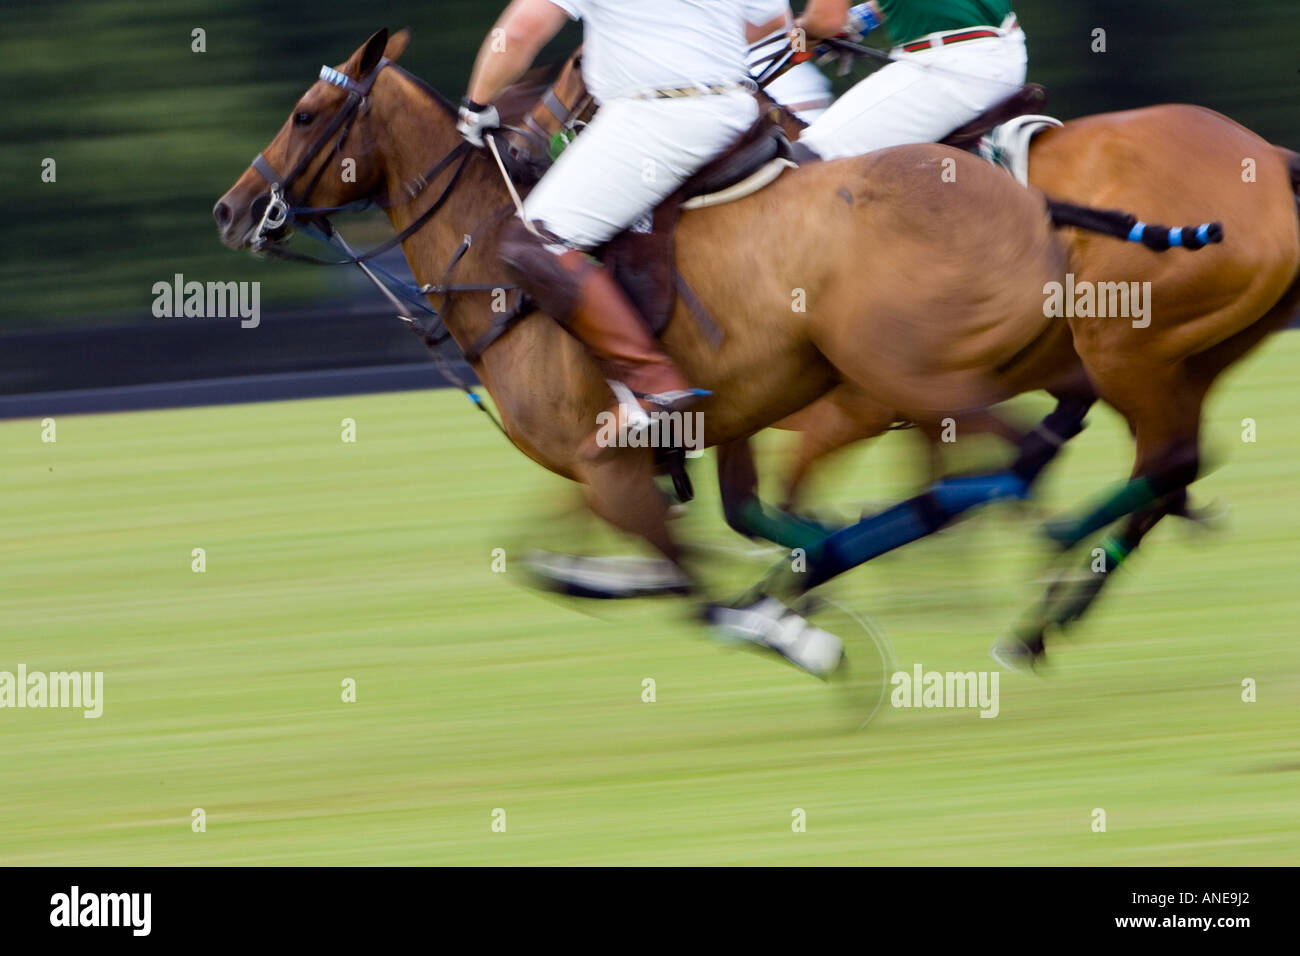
[{"x1": 371, "y1": 69, "x2": 516, "y2": 355}]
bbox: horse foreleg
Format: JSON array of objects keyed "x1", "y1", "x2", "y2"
[
  {"x1": 716, "y1": 439, "x2": 840, "y2": 551},
  {"x1": 522, "y1": 451, "x2": 693, "y2": 599}
]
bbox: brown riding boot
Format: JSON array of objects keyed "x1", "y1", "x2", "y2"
[{"x1": 554, "y1": 250, "x2": 708, "y2": 459}]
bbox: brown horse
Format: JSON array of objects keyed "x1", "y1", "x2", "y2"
[
  {"x1": 782, "y1": 123, "x2": 1300, "y2": 493},
  {"x1": 761, "y1": 105, "x2": 1300, "y2": 661},
  {"x1": 515, "y1": 46, "x2": 1300, "y2": 665},
  {"x1": 213, "y1": 28, "x2": 1101, "y2": 674}
]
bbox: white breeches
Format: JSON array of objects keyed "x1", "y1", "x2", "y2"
[
  {"x1": 799, "y1": 29, "x2": 1028, "y2": 160},
  {"x1": 522, "y1": 89, "x2": 759, "y2": 250}
]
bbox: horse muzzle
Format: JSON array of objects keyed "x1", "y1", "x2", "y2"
[{"x1": 213, "y1": 183, "x2": 293, "y2": 251}]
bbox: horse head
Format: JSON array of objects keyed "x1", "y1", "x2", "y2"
[{"x1": 212, "y1": 28, "x2": 412, "y2": 251}]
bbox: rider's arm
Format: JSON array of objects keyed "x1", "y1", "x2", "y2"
[
  {"x1": 796, "y1": 1, "x2": 883, "y2": 41},
  {"x1": 467, "y1": 0, "x2": 571, "y2": 106}
]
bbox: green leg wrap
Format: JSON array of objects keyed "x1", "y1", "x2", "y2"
[
  {"x1": 1048, "y1": 533, "x2": 1132, "y2": 627},
  {"x1": 1043, "y1": 477, "x2": 1159, "y2": 550},
  {"x1": 734, "y1": 496, "x2": 839, "y2": 552}
]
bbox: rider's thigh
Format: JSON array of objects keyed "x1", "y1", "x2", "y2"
[
  {"x1": 522, "y1": 91, "x2": 758, "y2": 250},
  {"x1": 799, "y1": 33, "x2": 1028, "y2": 160},
  {"x1": 797, "y1": 59, "x2": 959, "y2": 158}
]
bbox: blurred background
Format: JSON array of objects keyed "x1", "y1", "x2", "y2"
[
  {"x1": 3, "y1": 0, "x2": 1299, "y2": 402},
  {"x1": 3, "y1": 1, "x2": 1299, "y2": 867}
]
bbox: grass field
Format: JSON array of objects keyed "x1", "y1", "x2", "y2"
[{"x1": 3, "y1": 337, "x2": 1299, "y2": 866}]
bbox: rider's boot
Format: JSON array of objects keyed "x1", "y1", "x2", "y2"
[
  {"x1": 499, "y1": 220, "x2": 709, "y2": 460},
  {"x1": 556, "y1": 250, "x2": 708, "y2": 459}
]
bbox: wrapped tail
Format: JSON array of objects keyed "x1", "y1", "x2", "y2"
[{"x1": 1046, "y1": 198, "x2": 1224, "y2": 252}]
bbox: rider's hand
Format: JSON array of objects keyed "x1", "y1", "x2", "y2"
[{"x1": 457, "y1": 97, "x2": 500, "y2": 148}]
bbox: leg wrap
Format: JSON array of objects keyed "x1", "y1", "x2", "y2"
[
  {"x1": 727, "y1": 495, "x2": 839, "y2": 551},
  {"x1": 1044, "y1": 449, "x2": 1198, "y2": 549},
  {"x1": 792, "y1": 471, "x2": 1030, "y2": 592},
  {"x1": 1010, "y1": 396, "x2": 1092, "y2": 485}
]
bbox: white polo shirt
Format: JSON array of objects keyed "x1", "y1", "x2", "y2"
[{"x1": 546, "y1": 0, "x2": 789, "y2": 103}]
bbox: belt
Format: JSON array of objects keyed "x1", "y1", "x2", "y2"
[
  {"x1": 898, "y1": 15, "x2": 1019, "y2": 53},
  {"x1": 636, "y1": 79, "x2": 758, "y2": 100}
]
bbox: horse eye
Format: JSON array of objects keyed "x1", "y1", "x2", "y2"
[{"x1": 293, "y1": 111, "x2": 314, "y2": 127}]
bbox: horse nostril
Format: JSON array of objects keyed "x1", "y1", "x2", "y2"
[{"x1": 213, "y1": 201, "x2": 232, "y2": 228}]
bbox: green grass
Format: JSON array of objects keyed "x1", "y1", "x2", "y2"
[{"x1": 2, "y1": 337, "x2": 1299, "y2": 866}]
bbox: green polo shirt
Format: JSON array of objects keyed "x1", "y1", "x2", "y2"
[{"x1": 878, "y1": 0, "x2": 1014, "y2": 46}]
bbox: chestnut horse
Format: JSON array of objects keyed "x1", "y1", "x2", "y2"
[
  {"x1": 213, "y1": 30, "x2": 1081, "y2": 618},
  {"x1": 776, "y1": 109, "x2": 1300, "y2": 662},
  {"x1": 514, "y1": 46, "x2": 1300, "y2": 665}
]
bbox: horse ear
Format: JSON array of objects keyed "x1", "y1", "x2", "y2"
[
  {"x1": 384, "y1": 28, "x2": 411, "y2": 62},
  {"x1": 354, "y1": 28, "x2": 389, "y2": 79}
]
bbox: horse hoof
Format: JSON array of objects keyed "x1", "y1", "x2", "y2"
[
  {"x1": 706, "y1": 596, "x2": 846, "y2": 680},
  {"x1": 523, "y1": 550, "x2": 690, "y2": 599},
  {"x1": 989, "y1": 636, "x2": 1044, "y2": 674}
]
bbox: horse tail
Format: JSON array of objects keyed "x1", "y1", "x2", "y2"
[{"x1": 1044, "y1": 197, "x2": 1224, "y2": 253}]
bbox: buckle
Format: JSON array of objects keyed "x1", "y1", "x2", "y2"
[{"x1": 252, "y1": 185, "x2": 290, "y2": 248}]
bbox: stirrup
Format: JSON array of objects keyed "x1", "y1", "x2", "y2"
[
  {"x1": 607, "y1": 381, "x2": 653, "y2": 435},
  {"x1": 638, "y1": 387, "x2": 713, "y2": 412}
]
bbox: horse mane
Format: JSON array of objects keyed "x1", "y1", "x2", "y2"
[
  {"x1": 390, "y1": 60, "x2": 568, "y2": 127},
  {"x1": 495, "y1": 60, "x2": 569, "y2": 125},
  {"x1": 392, "y1": 64, "x2": 458, "y2": 117}
]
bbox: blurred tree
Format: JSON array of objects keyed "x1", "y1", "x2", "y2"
[{"x1": 2, "y1": 0, "x2": 1297, "y2": 329}]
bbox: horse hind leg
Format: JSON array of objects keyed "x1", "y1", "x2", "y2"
[
  {"x1": 1075, "y1": 375, "x2": 1206, "y2": 552},
  {"x1": 996, "y1": 488, "x2": 1185, "y2": 669},
  {"x1": 999, "y1": 373, "x2": 1206, "y2": 668}
]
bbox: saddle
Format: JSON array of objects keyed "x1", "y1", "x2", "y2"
[
  {"x1": 938, "y1": 83, "x2": 1048, "y2": 152},
  {"x1": 602, "y1": 118, "x2": 793, "y2": 341},
  {"x1": 600, "y1": 86, "x2": 1046, "y2": 341}
]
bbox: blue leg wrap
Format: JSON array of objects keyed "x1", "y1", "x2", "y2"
[{"x1": 799, "y1": 471, "x2": 1028, "y2": 590}]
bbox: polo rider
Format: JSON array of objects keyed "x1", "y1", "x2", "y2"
[{"x1": 459, "y1": 0, "x2": 791, "y2": 458}]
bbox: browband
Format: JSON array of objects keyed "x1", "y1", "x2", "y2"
[{"x1": 320, "y1": 57, "x2": 391, "y2": 97}]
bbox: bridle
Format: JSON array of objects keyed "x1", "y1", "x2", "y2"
[
  {"x1": 248, "y1": 60, "x2": 393, "y2": 248},
  {"x1": 245, "y1": 56, "x2": 532, "y2": 433},
  {"x1": 501, "y1": 52, "x2": 595, "y2": 174},
  {"x1": 247, "y1": 57, "x2": 477, "y2": 265}
]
